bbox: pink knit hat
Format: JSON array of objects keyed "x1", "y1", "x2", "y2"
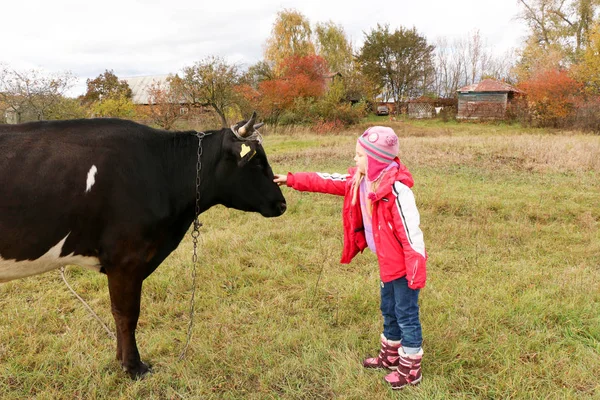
[{"x1": 358, "y1": 126, "x2": 399, "y2": 181}]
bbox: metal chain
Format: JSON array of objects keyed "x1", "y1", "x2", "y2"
[
  {"x1": 179, "y1": 131, "x2": 208, "y2": 360},
  {"x1": 59, "y1": 131, "x2": 210, "y2": 360}
]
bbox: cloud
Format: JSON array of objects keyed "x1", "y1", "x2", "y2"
[{"x1": 1, "y1": 0, "x2": 527, "y2": 97}]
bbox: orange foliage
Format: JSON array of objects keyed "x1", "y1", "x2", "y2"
[
  {"x1": 279, "y1": 55, "x2": 328, "y2": 86},
  {"x1": 239, "y1": 55, "x2": 329, "y2": 121},
  {"x1": 518, "y1": 69, "x2": 583, "y2": 126},
  {"x1": 264, "y1": 56, "x2": 327, "y2": 104}
]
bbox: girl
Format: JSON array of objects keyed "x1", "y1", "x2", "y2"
[{"x1": 273, "y1": 126, "x2": 427, "y2": 390}]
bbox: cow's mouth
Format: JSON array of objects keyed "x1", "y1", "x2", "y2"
[{"x1": 262, "y1": 201, "x2": 286, "y2": 217}]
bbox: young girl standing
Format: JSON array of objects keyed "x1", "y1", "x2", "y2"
[{"x1": 273, "y1": 126, "x2": 427, "y2": 390}]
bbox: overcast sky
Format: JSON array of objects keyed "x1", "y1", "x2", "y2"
[{"x1": 1, "y1": 0, "x2": 528, "y2": 96}]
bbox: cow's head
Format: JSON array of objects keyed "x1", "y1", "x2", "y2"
[{"x1": 214, "y1": 112, "x2": 286, "y2": 217}]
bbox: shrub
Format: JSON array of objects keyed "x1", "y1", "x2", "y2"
[
  {"x1": 518, "y1": 69, "x2": 583, "y2": 128},
  {"x1": 312, "y1": 119, "x2": 346, "y2": 134},
  {"x1": 90, "y1": 95, "x2": 136, "y2": 119}
]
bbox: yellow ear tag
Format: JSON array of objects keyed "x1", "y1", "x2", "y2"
[{"x1": 240, "y1": 143, "x2": 251, "y2": 158}]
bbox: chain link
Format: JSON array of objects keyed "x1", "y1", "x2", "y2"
[{"x1": 179, "y1": 131, "x2": 208, "y2": 360}]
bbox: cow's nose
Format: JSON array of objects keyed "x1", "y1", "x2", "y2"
[{"x1": 277, "y1": 202, "x2": 287, "y2": 215}]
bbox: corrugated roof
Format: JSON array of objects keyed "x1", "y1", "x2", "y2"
[
  {"x1": 458, "y1": 79, "x2": 524, "y2": 94},
  {"x1": 122, "y1": 75, "x2": 171, "y2": 104}
]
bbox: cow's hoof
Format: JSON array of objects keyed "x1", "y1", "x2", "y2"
[{"x1": 124, "y1": 361, "x2": 152, "y2": 380}]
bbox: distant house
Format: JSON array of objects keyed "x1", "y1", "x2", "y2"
[
  {"x1": 122, "y1": 75, "x2": 173, "y2": 105},
  {"x1": 2, "y1": 104, "x2": 38, "y2": 124},
  {"x1": 4, "y1": 107, "x2": 18, "y2": 124},
  {"x1": 121, "y1": 75, "x2": 198, "y2": 116},
  {"x1": 457, "y1": 79, "x2": 524, "y2": 120}
]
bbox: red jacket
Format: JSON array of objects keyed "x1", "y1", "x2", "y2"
[{"x1": 286, "y1": 159, "x2": 427, "y2": 289}]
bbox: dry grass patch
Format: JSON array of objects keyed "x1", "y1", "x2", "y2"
[{"x1": 404, "y1": 134, "x2": 600, "y2": 173}]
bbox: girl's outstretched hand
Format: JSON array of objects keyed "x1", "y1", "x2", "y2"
[{"x1": 273, "y1": 174, "x2": 287, "y2": 186}]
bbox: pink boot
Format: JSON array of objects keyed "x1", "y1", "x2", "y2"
[
  {"x1": 362, "y1": 334, "x2": 401, "y2": 370},
  {"x1": 384, "y1": 348, "x2": 422, "y2": 389}
]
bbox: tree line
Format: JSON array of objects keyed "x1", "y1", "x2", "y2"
[{"x1": 2, "y1": 2, "x2": 600, "y2": 131}]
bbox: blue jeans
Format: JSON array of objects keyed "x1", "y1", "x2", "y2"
[{"x1": 380, "y1": 276, "x2": 422, "y2": 349}]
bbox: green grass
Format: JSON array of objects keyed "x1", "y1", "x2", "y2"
[{"x1": 1, "y1": 122, "x2": 600, "y2": 399}]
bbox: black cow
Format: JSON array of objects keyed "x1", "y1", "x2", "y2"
[{"x1": 0, "y1": 113, "x2": 286, "y2": 378}]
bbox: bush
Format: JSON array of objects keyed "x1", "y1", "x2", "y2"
[
  {"x1": 90, "y1": 95, "x2": 136, "y2": 119},
  {"x1": 573, "y1": 97, "x2": 600, "y2": 133},
  {"x1": 46, "y1": 97, "x2": 88, "y2": 120},
  {"x1": 518, "y1": 69, "x2": 583, "y2": 128},
  {"x1": 312, "y1": 119, "x2": 346, "y2": 134}
]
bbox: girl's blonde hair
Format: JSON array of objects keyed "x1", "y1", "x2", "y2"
[
  {"x1": 351, "y1": 170, "x2": 383, "y2": 215},
  {"x1": 351, "y1": 171, "x2": 364, "y2": 206}
]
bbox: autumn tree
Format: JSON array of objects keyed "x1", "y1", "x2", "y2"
[
  {"x1": 274, "y1": 55, "x2": 326, "y2": 102},
  {"x1": 513, "y1": 37, "x2": 566, "y2": 81},
  {"x1": 264, "y1": 9, "x2": 315, "y2": 72},
  {"x1": 518, "y1": 0, "x2": 599, "y2": 53},
  {"x1": 240, "y1": 55, "x2": 328, "y2": 124},
  {"x1": 314, "y1": 21, "x2": 353, "y2": 74},
  {"x1": 82, "y1": 69, "x2": 132, "y2": 104},
  {"x1": 574, "y1": 22, "x2": 600, "y2": 94},
  {"x1": 515, "y1": 0, "x2": 600, "y2": 81},
  {"x1": 357, "y1": 24, "x2": 435, "y2": 107},
  {"x1": 313, "y1": 21, "x2": 372, "y2": 103},
  {"x1": 263, "y1": 55, "x2": 327, "y2": 105},
  {"x1": 0, "y1": 65, "x2": 76, "y2": 122},
  {"x1": 519, "y1": 68, "x2": 583, "y2": 127},
  {"x1": 179, "y1": 56, "x2": 241, "y2": 128}
]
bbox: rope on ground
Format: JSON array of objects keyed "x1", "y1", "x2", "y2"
[{"x1": 60, "y1": 266, "x2": 116, "y2": 340}]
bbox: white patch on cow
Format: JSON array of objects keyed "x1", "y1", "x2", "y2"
[
  {"x1": 85, "y1": 165, "x2": 98, "y2": 193},
  {"x1": 0, "y1": 234, "x2": 101, "y2": 283}
]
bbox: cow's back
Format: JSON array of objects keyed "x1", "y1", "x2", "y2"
[{"x1": 0, "y1": 119, "x2": 171, "y2": 266}]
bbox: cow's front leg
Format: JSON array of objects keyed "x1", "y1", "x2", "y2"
[
  {"x1": 107, "y1": 271, "x2": 150, "y2": 379},
  {"x1": 115, "y1": 325, "x2": 123, "y2": 362}
]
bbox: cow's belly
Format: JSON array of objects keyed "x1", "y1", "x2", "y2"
[{"x1": 0, "y1": 235, "x2": 101, "y2": 283}]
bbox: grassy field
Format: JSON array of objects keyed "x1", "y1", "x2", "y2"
[{"x1": 1, "y1": 120, "x2": 599, "y2": 399}]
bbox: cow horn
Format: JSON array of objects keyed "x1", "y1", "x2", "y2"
[
  {"x1": 238, "y1": 111, "x2": 257, "y2": 137},
  {"x1": 253, "y1": 122, "x2": 264, "y2": 130}
]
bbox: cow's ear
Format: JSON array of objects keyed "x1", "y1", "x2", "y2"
[{"x1": 233, "y1": 141, "x2": 258, "y2": 167}]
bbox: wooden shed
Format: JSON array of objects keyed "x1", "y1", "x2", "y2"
[
  {"x1": 121, "y1": 74, "x2": 203, "y2": 117},
  {"x1": 457, "y1": 79, "x2": 524, "y2": 120}
]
